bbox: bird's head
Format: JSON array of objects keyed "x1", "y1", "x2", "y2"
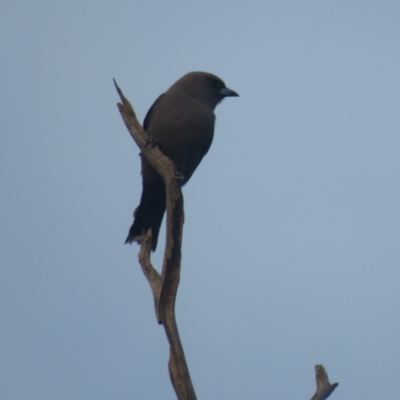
[{"x1": 176, "y1": 71, "x2": 239, "y2": 109}]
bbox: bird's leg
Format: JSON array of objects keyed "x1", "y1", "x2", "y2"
[
  {"x1": 175, "y1": 171, "x2": 184, "y2": 182},
  {"x1": 145, "y1": 135, "x2": 159, "y2": 149}
]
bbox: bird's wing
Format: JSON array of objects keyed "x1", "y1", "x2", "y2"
[
  {"x1": 143, "y1": 93, "x2": 165, "y2": 130},
  {"x1": 200, "y1": 116, "x2": 215, "y2": 159}
]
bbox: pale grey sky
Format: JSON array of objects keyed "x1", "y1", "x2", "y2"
[{"x1": 1, "y1": 2, "x2": 400, "y2": 399}]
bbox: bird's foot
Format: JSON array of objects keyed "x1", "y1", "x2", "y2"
[
  {"x1": 145, "y1": 135, "x2": 158, "y2": 149},
  {"x1": 175, "y1": 171, "x2": 185, "y2": 182}
]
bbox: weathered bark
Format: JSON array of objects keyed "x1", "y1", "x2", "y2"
[
  {"x1": 114, "y1": 79, "x2": 196, "y2": 400},
  {"x1": 310, "y1": 365, "x2": 338, "y2": 400}
]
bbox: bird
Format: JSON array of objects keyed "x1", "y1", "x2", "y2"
[{"x1": 125, "y1": 71, "x2": 239, "y2": 251}]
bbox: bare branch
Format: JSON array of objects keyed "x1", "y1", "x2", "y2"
[
  {"x1": 114, "y1": 78, "x2": 178, "y2": 185},
  {"x1": 138, "y1": 231, "x2": 161, "y2": 317},
  {"x1": 115, "y1": 80, "x2": 340, "y2": 400},
  {"x1": 115, "y1": 79, "x2": 196, "y2": 400},
  {"x1": 310, "y1": 365, "x2": 339, "y2": 400}
]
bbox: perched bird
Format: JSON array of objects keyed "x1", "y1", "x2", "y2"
[{"x1": 125, "y1": 71, "x2": 238, "y2": 251}]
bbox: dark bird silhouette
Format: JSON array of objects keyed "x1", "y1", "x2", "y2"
[{"x1": 125, "y1": 71, "x2": 239, "y2": 251}]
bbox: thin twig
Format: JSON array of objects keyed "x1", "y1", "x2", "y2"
[
  {"x1": 138, "y1": 231, "x2": 161, "y2": 314},
  {"x1": 310, "y1": 364, "x2": 338, "y2": 400}
]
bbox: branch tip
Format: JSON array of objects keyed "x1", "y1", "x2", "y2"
[{"x1": 310, "y1": 365, "x2": 338, "y2": 400}]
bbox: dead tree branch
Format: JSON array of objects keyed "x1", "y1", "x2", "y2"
[
  {"x1": 114, "y1": 79, "x2": 338, "y2": 400},
  {"x1": 310, "y1": 364, "x2": 338, "y2": 400},
  {"x1": 114, "y1": 79, "x2": 196, "y2": 400}
]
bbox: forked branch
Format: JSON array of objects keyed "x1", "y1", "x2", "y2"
[
  {"x1": 114, "y1": 79, "x2": 196, "y2": 400},
  {"x1": 115, "y1": 79, "x2": 339, "y2": 400}
]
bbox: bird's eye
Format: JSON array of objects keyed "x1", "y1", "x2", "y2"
[{"x1": 210, "y1": 77, "x2": 223, "y2": 90}]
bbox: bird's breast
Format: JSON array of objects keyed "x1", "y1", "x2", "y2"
[{"x1": 147, "y1": 100, "x2": 215, "y2": 183}]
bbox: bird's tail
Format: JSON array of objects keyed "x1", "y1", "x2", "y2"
[{"x1": 125, "y1": 180, "x2": 166, "y2": 251}]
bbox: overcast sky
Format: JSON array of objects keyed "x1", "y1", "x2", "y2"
[{"x1": 2, "y1": 2, "x2": 400, "y2": 399}]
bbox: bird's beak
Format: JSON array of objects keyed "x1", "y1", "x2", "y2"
[{"x1": 219, "y1": 87, "x2": 239, "y2": 97}]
